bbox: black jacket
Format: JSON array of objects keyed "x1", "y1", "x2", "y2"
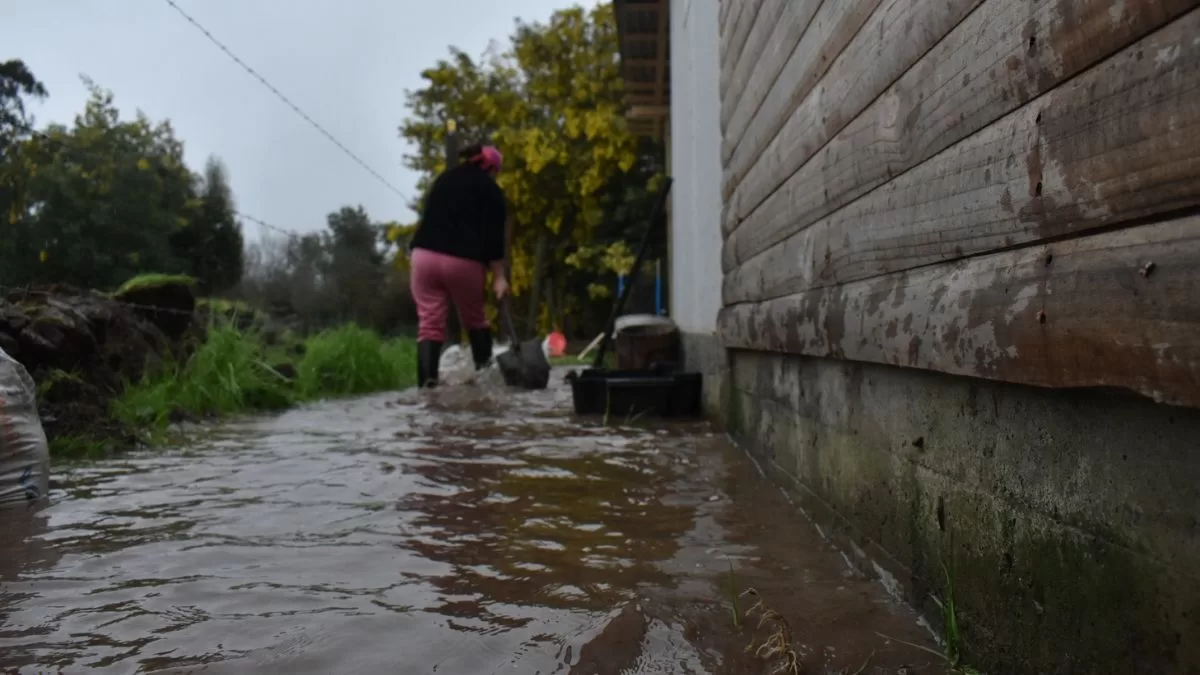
[{"x1": 410, "y1": 163, "x2": 506, "y2": 264}]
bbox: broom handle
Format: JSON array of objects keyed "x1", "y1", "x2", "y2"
[{"x1": 592, "y1": 176, "x2": 674, "y2": 370}]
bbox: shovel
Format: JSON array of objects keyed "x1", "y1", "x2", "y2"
[{"x1": 495, "y1": 296, "x2": 551, "y2": 390}]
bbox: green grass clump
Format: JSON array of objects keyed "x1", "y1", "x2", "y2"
[
  {"x1": 112, "y1": 323, "x2": 294, "y2": 428},
  {"x1": 49, "y1": 434, "x2": 126, "y2": 459},
  {"x1": 114, "y1": 273, "x2": 197, "y2": 295},
  {"x1": 112, "y1": 322, "x2": 416, "y2": 435},
  {"x1": 296, "y1": 324, "x2": 416, "y2": 398}
]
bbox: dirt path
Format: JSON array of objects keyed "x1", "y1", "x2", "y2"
[{"x1": 0, "y1": 371, "x2": 948, "y2": 674}]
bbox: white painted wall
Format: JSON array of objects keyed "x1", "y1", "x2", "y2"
[{"x1": 667, "y1": 0, "x2": 723, "y2": 336}]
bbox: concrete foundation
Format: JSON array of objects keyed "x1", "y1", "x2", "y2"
[
  {"x1": 679, "y1": 331, "x2": 726, "y2": 420},
  {"x1": 725, "y1": 349, "x2": 1200, "y2": 675}
]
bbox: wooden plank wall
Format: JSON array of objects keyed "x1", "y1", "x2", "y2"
[{"x1": 717, "y1": 0, "x2": 1200, "y2": 409}]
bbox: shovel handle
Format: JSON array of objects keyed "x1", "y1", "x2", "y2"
[{"x1": 499, "y1": 295, "x2": 521, "y2": 345}]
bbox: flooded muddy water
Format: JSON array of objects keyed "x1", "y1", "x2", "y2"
[{"x1": 1, "y1": 370, "x2": 948, "y2": 674}]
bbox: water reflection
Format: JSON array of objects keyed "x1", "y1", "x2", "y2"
[
  {"x1": 0, "y1": 376, "x2": 948, "y2": 674},
  {"x1": 398, "y1": 419, "x2": 694, "y2": 621}
]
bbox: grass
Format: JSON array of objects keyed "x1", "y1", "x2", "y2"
[
  {"x1": 110, "y1": 320, "x2": 416, "y2": 437},
  {"x1": 48, "y1": 434, "x2": 126, "y2": 460},
  {"x1": 113, "y1": 273, "x2": 197, "y2": 295},
  {"x1": 296, "y1": 324, "x2": 417, "y2": 398},
  {"x1": 876, "y1": 559, "x2": 985, "y2": 675},
  {"x1": 727, "y1": 561, "x2": 743, "y2": 629}
]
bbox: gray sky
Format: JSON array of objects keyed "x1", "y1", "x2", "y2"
[{"x1": 2, "y1": 0, "x2": 599, "y2": 237}]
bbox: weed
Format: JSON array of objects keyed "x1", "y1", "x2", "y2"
[
  {"x1": 876, "y1": 559, "x2": 985, "y2": 674},
  {"x1": 35, "y1": 369, "x2": 84, "y2": 401},
  {"x1": 741, "y1": 587, "x2": 802, "y2": 675},
  {"x1": 727, "y1": 560, "x2": 742, "y2": 630}
]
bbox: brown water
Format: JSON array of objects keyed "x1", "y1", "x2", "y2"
[{"x1": 0, "y1": 372, "x2": 948, "y2": 674}]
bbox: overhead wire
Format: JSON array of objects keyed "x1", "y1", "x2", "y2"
[{"x1": 160, "y1": 0, "x2": 411, "y2": 204}]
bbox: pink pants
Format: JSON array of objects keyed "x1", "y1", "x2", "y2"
[{"x1": 410, "y1": 248, "x2": 490, "y2": 342}]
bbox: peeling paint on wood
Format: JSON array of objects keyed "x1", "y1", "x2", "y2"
[
  {"x1": 721, "y1": 0, "x2": 877, "y2": 197},
  {"x1": 722, "y1": 0, "x2": 983, "y2": 242},
  {"x1": 722, "y1": 0, "x2": 1198, "y2": 273},
  {"x1": 718, "y1": 216, "x2": 1200, "y2": 409},
  {"x1": 723, "y1": 7, "x2": 1200, "y2": 305}
]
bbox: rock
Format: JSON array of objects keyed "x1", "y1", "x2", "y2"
[
  {"x1": 0, "y1": 284, "x2": 180, "y2": 449},
  {"x1": 113, "y1": 275, "x2": 198, "y2": 339}
]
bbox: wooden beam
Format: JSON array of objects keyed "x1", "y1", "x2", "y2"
[
  {"x1": 719, "y1": 0, "x2": 788, "y2": 136},
  {"x1": 719, "y1": 0, "x2": 742, "y2": 74},
  {"x1": 720, "y1": 0, "x2": 983, "y2": 239},
  {"x1": 654, "y1": 0, "x2": 669, "y2": 104},
  {"x1": 718, "y1": 0, "x2": 766, "y2": 115},
  {"x1": 628, "y1": 104, "x2": 671, "y2": 118},
  {"x1": 722, "y1": 7, "x2": 1200, "y2": 306},
  {"x1": 719, "y1": 216, "x2": 1200, "y2": 409},
  {"x1": 723, "y1": 0, "x2": 1198, "y2": 266},
  {"x1": 722, "y1": 0, "x2": 882, "y2": 198},
  {"x1": 719, "y1": 0, "x2": 819, "y2": 140}
]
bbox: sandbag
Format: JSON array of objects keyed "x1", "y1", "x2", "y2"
[{"x1": 0, "y1": 346, "x2": 50, "y2": 508}]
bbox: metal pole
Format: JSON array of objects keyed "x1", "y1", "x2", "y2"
[{"x1": 655, "y1": 259, "x2": 662, "y2": 315}]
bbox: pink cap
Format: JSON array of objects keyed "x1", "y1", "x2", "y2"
[{"x1": 476, "y1": 145, "x2": 503, "y2": 172}]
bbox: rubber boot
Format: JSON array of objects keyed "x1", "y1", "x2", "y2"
[
  {"x1": 417, "y1": 340, "x2": 442, "y2": 388},
  {"x1": 467, "y1": 329, "x2": 494, "y2": 371}
]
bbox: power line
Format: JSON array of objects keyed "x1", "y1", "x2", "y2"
[{"x1": 161, "y1": 0, "x2": 410, "y2": 204}]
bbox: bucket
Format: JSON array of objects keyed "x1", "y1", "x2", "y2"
[{"x1": 614, "y1": 314, "x2": 680, "y2": 371}]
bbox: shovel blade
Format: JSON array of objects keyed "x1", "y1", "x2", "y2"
[{"x1": 497, "y1": 339, "x2": 551, "y2": 390}]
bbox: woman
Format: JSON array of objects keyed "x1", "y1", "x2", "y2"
[{"x1": 408, "y1": 143, "x2": 510, "y2": 388}]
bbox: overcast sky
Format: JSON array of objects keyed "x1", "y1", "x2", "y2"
[{"x1": 2, "y1": 0, "x2": 599, "y2": 238}]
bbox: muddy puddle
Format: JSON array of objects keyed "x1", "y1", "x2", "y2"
[{"x1": 1, "y1": 369, "x2": 948, "y2": 674}]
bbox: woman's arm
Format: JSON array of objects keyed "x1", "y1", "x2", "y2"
[{"x1": 483, "y1": 184, "x2": 508, "y2": 267}]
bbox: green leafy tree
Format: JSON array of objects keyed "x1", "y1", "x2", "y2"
[
  {"x1": 0, "y1": 60, "x2": 48, "y2": 248},
  {"x1": 323, "y1": 205, "x2": 388, "y2": 324},
  {"x1": 169, "y1": 156, "x2": 245, "y2": 294},
  {"x1": 1, "y1": 77, "x2": 246, "y2": 292}
]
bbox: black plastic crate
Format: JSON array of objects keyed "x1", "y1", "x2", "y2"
[{"x1": 566, "y1": 367, "x2": 703, "y2": 418}]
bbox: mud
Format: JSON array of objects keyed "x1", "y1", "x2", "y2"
[{"x1": 0, "y1": 370, "x2": 948, "y2": 674}]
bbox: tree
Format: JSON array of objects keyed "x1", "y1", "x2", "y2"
[
  {"x1": 1, "y1": 77, "x2": 245, "y2": 292},
  {"x1": 0, "y1": 60, "x2": 47, "y2": 239},
  {"x1": 398, "y1": 4, "x2": 666, "y2": 336},
  {"x1": 323, "y1": 205, "x2": 389, "y2": 325},
  {"x1": 0, "y1": 59, "x2": 46, "y2": 149},
  {"x1": 169, "y1": 157, "x2": 245, "y2": 294}
]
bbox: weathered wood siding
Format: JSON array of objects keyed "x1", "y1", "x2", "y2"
[{"x1": 718, "y1": 0, "x2": 1200, "y2": 407}]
